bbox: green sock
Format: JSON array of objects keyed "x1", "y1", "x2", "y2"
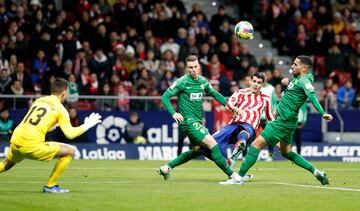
[
  {"x1": 283, "y1": 151, "x2": 315, "y2": 173},
  {"x1": 210, "y1": 145, "x2": 233, "y2": 176},
  {"x1": 168, "y1": 150, "x2": 200, "y2": 169},
  {"x1": 239, "y1": 145, "x2": 260, "y2": 177}
]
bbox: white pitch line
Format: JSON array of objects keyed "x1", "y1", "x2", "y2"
[
  {"x1": 271, "y1": 182, "x2": 360, "y2": 192},
  {"x1": 13, "y1": 167, "x2": 360, "y2": 171},
  {"x1": 0, "y1": 181, "x2": 359, "y2": 193}
]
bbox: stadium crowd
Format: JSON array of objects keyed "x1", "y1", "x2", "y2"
[{"x1": 0, "y1": 0, "x2": 358, "y2": 110}]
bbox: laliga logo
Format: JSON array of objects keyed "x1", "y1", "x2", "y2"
[{"x1": 95, "y1": 115, "x2": 128, "y2": 144}]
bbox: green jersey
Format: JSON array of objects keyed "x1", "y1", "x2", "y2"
[
  {"x1": 162, "y1": 74, "x2": 227, "y2": 124},
  {"x1": 277, "y1": 73, "x2": 325, "y2": 122}
]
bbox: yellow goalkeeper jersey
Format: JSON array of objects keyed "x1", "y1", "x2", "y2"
[{"x1": 11, "y1": 95, "x2": 85, "y2": 147}]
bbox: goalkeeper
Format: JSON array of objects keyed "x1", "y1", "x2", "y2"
[{"x1": 0, "y1": 78, "x2": 102, "y2": 193}]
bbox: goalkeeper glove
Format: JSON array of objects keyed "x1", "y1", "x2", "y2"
[{"x1": 81, "y1": 112, "x2": 102, "y2": 131}]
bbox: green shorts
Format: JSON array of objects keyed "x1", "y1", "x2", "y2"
[
  {"x1": 261, "y1": 119, "x2": 298, "y2": 146},
  {"x1": 180, "y1": 121, "x2": 209, "y2": 146}
]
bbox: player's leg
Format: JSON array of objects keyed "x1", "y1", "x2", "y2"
[
  {"x1": 46, "y1": 143, "x2": 75, "y2": 187},
  {"x1": 279, "y1": 141, "x2": 329, "y2": 185},
  {"x1": 219, "y1": 135, "x2": 267, "y2": 185},
  {"x1": 238, "y1": 135, "x2": 267, "y2": 176},
  {"x1": 0, "y1": 158, "x2": 16, "y2": 173},
  {"x1": 293, "y1": 127, "x2": 302, "y2": 154},
  {"x1": 200, "y1": 134, "x2": 241, "y2": 181},
  {"x1": 0, "y1": 144, "x2": 26, "y2": 173},
  {"x1": 229, "y1": 130, "x2": 251, "y2": 168},
  {"x1": 177, "y1": 126, "x2": 187, "y2": 156},
  {"x1": 158, "y1": 124, "x2": 202, "y2": 180}
]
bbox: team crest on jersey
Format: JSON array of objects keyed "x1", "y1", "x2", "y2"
[
  {"x1": 200, "y1": 84, "x2": 204, "y2": 89},
  {"x1": 247, "y1": 106, "x2": 252, "y2": 110},
  {"x1": 288, "y1": 82, "x2": 294, "y2": 89}
]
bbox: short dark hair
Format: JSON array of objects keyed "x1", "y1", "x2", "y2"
[
  {"x1": 297, "y1": 55, "x2": 313, "y2": 69},
  {"x1": 252, "y1": 72, "x2": 266, "y2": 83},
  {"x1": 185, "y1": 55, "x2": 198, "y2": 64},
  {"x1": 51, "y1": 78, "x2": 68, "y2": 95}
]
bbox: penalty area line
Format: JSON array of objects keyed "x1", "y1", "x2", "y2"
[{"x1": 270, "y1": 182, "x2": 360, "y2": 192}]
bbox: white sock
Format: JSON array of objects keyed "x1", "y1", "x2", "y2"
[{"x1": 313, "y1": 169, "x2": 321, "y2": 176}]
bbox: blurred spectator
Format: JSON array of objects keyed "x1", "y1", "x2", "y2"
[
  {"x1": 96, "y1": 83, "x2": 115, "y2": 111},
  {"x1": 160, "y1": 49, "x2": 176, "y2": 73},
  {"x1": 160, "y1": 70, "x2": 177, "y2": 93},
  {"x1": 5, "y1": 80, "x2": 28, "y2": 109},
  {"x1": 216, "y1": 20, "x2": 233, "y2": 46},
  {"x1": 12, "y1": 62, "x2": 33, "y2": 93},
  {"x1": 325, "y1": 44, "x2": 347, "y2": 74},
  {"x1": 337, "y1": 80, "x2": 355, "y2": 109},
  {"x1": 89, "y1": 48, "x2": 111, "y2": 83},
  {"x1": 66, "y1": 74, "x2": 79, "y2": 106},
  {"x1": 8, "y1": 55, "x2": 17, "y2": 75},
  {"x1": 116, "y1": 84, "x2": 130, "y2": 111},
  {"x1": 30, "y1": 49, "x2": 47, "y2": 85},
  {"x1": 83, "y1": 73, "x2": 99, "y2": 95},
  {"x1": 210, "y1": 5, "x2": 234, "y2": 37},
  {"x1": 144, "y1": 50, "x2": 160, "y2": 74},
  {"x1": 0, "y1": 68, "x2": 11, "y2": 93},
  {"x1": 259, "y1": 52, "x2": 275, "y2": 72},
  {"x1": 325, "y1": 83, "x2": 338, "y2": 110},
  {"x1": 160, "y1": 38, "x2": 180, "y2": 59},
  {"x1": 0, "y1": 108, "x2": 14, "y2": 142},
  {"x1": 178, "y1": 35, "x2": 199, "y2": 62},
  {"x1": 73, "y1": 49, "x2": 88, "y2": 77},
  {"x1": 124, "y1": 111, "x2": 148, "y2": 144},
  {"x1": 130, "y1": 84, "x2": 156, "y2": 110},
  {"x1": 122, "y1": 45, "x2": 137, "y2": 76}
]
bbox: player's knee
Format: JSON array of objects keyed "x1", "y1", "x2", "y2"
[
  {"x1": 238, "y1": 130, "x2": 250, "y2": 139},
  {"x1": 3, "y1": 159, "x2": 15, "y2": 171},
  {"x1": 67, "y1": 146, "x2": 76, "y2": 157},
  {"x1": 59, "y1": 144, "x2": 76, "y2": 157}
]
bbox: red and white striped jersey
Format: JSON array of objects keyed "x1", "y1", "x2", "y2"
[{"x1": 226, "y1": 88, "x2": 275, "y2": 129}]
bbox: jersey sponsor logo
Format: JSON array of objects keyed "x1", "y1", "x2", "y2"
[
  {"x1": 170, "y1": 81, "x2": 177, "y2": 89},
  {"x1": 305, "y1": 83, "x2": 314, "y2": 90},
  {"x1": 190, "y1": 93, "x2": 203, "y2": 101}
]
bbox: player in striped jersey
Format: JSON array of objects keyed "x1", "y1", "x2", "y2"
[{"x1": 201, "y1": 72, "x2": 275, "y2": 169}]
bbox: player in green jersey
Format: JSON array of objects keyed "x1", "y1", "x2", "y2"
[
  {"x1": 220, "y1": 55, "x2": 333, "y2": 185},
  {"x1": 157, "y1": 55, "x2": 242, "y2": 182}
]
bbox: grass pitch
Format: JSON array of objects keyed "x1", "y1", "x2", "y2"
[{"x1": 0, "y1": 160, "x2": 359, "y2": 211}]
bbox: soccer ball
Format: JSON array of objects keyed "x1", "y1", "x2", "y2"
[{"x1": 234, "y1": 21, "x2": 254, "y2": 40}]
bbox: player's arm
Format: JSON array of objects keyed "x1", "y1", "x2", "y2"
[
  {"x1": 204, "y1": 81, "x2": 227, "y2": 106},
  {"x1": 58, "y1": 107, "x2": 101, "y2": 139},
  {"x1": 301, "y1": 78, "x2": 333, "y2": 121},
  {"x1": 265, "y1": 97, "x2": 276, "y2": 121},
  {"x1": 224, "y1": 91, "x2": 245, "y2": 116},
  {"x1": 162, "y1": 79, "x2": 183, "y2": 122}
]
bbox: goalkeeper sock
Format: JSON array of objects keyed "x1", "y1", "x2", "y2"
[
  {"x1": 210, "y1": 145, "x2": 233, "y2": 176},
  {"x1": 239, "y1": 145, "x2": 260, "y2": 177},
  {"x1": 47, "y1": 156, "x2": 72, "y2": 187},
  {"x1": 0, "y1": 161, "x2": 5, "y2": 173},
  {"x1": 283, "y1": 151, "x2": 315, "y2": 173},
  {"x1": 168, "y1": 150, "x2": 200, "y2": 169}
]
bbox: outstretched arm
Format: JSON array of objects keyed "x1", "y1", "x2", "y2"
[
  {"x1": 302, "y1": 79, "x2": 333, "y2": 122},
  {"x1": 58, "y1": 109, "x2": 102, "y2": 140}
]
